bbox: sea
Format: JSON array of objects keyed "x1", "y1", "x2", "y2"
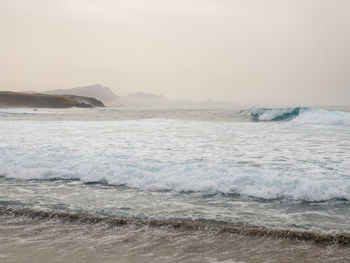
[{"x1": 0, "y1": 106, "x2": 350, "y2": 262}]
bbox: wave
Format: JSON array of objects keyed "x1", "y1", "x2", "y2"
[
  {"x1": 250, "y1": 107, "x2": 350, "y2": 125},
  {"x1": 250, "y1": 107, "x2": 306, "y2": 121},
  {"x1": 2, "y1": 167, "x2": 350, "y2": 202},
  {"x1": 1, "y1": 206, "x2": 349, "y2": 245},
  {"x1": 1, "y1": 107, "x2": 350, "y2": 125},
  {"x1": 1, "y1": 111, "x2": 349, "y2": 202}
]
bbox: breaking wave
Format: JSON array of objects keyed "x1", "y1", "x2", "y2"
[
  {"x1": 250, "y1": 107, "x2": 350, "y2": 125},
  {"x1": 1, "y1": 114, "x2": 350, "y2": 202},
  {"x1": 250, "y1": 107, "x2": 306, "y2": 121},
  {"x1": 2, "y1": 166, "x2": 350, "y2": 202}
]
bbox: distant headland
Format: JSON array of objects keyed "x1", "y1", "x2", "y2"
[
  {"x1": 0, "y1": 91, "x2": 104, "y2": 108},
  {"x1": 1, "y1": 84, "x2": 239, "y2": 108}
]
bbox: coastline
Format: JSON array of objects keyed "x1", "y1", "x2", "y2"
[
  {"x1": 1, "y1": 207, "x2": 350, "y2": 245},
  {"x1": 0, "y1": 91, "x2": 104, "y2": 108},
  {"x1": 1, "y1": 207, "x2": 349, "y2": 263}
]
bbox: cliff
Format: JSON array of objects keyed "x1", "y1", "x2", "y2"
[{"x1": 0, "y1": 91, "x2": 105, "y2": 108}]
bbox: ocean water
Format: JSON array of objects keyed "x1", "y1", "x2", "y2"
[{"x1": 0, "y1": 106, "x2": 350, "y2": 237}]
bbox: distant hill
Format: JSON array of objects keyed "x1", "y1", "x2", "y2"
[
  {"x1": 121, "y1": 92, "x2": 168, "y2": 106},
  {"x1": 43, "y1": 84, "x2": 240, "y2": 108},
  {"x1": 44, "y1": 84, "x2": 120, "y2": 106},
  {"x1": 0, "y1": 91, "x2": 104, "y2": 108},
  {"x1": 44, "y1": 86, "x2": 170, "y2": 107}
]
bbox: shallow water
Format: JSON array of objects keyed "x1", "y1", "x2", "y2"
[{"x1": 1, "y1": 211, "x2": 350, "y2": 263}]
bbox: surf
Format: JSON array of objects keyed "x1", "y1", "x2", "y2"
[
  {"x1": 250, "y1": 107, "x2": 350, "y2": 125},
  {"x1": 250, "y1": 107, "x2": 307, "y2": 121}
]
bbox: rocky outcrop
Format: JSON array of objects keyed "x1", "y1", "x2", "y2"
[{"x1": 0, "y1": 91, "x2": 105, "y2": 108}]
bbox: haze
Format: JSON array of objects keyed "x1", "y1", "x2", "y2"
[{"x1": 1, "y1": 0, "x2": 349, "y2": 106}]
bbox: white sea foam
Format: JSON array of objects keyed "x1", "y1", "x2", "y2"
[
  {"x1": 1, "y1": 118, "x2": 349, "y2": 201},
  {"x1": 292, "y1": 109, "x2": 350, "y2": 126}
]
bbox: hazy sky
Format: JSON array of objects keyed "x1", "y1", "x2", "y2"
[{"x1": 1, "y1": 0, "x2": 349, "y2": 106}]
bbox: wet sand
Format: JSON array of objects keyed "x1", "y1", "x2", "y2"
[{"x1": 0, "y1": 209, "x2": 349, "y2": 263}]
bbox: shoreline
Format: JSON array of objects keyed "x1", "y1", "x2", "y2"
[
  {"x1": 1, "y1": 206, "x2": 349, "y2": 246},
  {"x1": 1, "y1": 206, "x2": 350, "y2": 263}
]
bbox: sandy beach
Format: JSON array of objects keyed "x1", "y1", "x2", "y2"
[{"x1": 1, "y1": 208, "x2": 350, "y2": 263}]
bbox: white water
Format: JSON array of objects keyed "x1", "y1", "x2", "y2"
[
  {"x1": 292, "y1": 108, "x2": 350, "y2": 126},
  {"x1": 1, "y1": 113, "x2": 349, "y2": 201},
  {"x1": 1, "y1": 107, "x2": 350, "y2": 231},
  {"x1": 251, "y1": 107, "x2": 350, "y2": 125}
]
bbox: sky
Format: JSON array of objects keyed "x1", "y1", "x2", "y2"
[{"x1": 0, "y1": 0, "x2": 349, "y2": 106}]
